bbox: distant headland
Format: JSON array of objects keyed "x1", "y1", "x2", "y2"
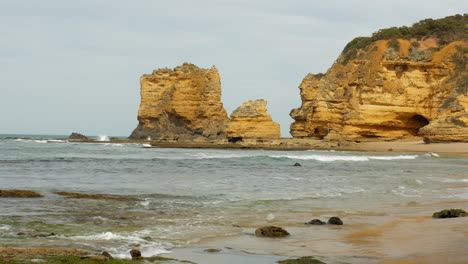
[{"x1": 126, "y1": 14, "x2": 467, "y2": 148}]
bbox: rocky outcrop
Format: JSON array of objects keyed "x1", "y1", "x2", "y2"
[
  {"x1": 225, "y1": 100, "x2": 280, "y2": 139},
  {"x1": 68, "y1": 133, "x2": 88, "y2": 140},
  {"x1": 255, "y1": 226, "x2": 290, "y2": 237},
  {"x1": 129, "y1": 63, "x2": 229, "y2": 140},
  {"x1": 0, "y1": 190, "x2": 44, "y2": 198},
  {"x1": 290, "y1": 39, "x2": 468, "y2": 142}
]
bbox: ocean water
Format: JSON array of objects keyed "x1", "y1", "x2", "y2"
[{"x1": 0, "y1": 135, "x2": 467, "y2": 259}]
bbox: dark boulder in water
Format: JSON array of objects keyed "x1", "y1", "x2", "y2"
[
  {"x1": 433, "y1": 209, "x2": 467, "y2": 218},
  {"x1": 130, "y1": 249, "x2": 142, "y2": 259},
  {"x1": 278, "y1": 256, "x2": 327, "y2": 264},
  {"x1": 305, "y1": 219, "x2": 326, "y2": 225},
  {"x1": 0, "y1": 190, "x2": 44, "y2": 198},
  {"x1": 69, "y1": 132, "x2": 89, "y2": 140},
  {"x1": 255, "y1": 226, "x2": 290, "y2": 237},
  {"x1": 293, "y1": 163, "x2": 302, "y2": 166},
  {"x1": 327, "y1": 217, "x2": 343, "y2": 225},
  {"x1": 204, "y1": 248, "x2": 221, "y2": 253}
]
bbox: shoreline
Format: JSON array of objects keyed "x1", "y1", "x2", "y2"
[
  {"x1": 2, "y1": 200, "x2": 467, "y2": 264},
  {"x1": 6, "y1": 136, "x2": 467, "y2": 155}
]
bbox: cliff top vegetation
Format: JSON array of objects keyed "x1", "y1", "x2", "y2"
[{"x1": 341, "y1": 14, "x2": 467, "y2": 64}]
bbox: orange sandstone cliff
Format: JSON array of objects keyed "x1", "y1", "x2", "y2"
[
  {"x1": 225, "y1": 100, "x2": 280, "y2": 139},
  {"x1": 129, "y1": 63, "x2": 229, "y2": 140},
  {"x1": 129, "y1": 64, "x2": 282, "y2": 141},
  {"x1": 290, "y1": 15, "x2": 468, "y2": 142}
]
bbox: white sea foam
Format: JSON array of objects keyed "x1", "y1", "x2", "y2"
[
  {"x1": 16, "y1": 138, "x2": 48, "y2": 143},
  {"x1": 107, "y1": 245, "x2": 170, "y2": 259},
  {"x1": 266, "y1": 213, "x2": 275, "y2": 221},
  {"x1": 139, "y1": 199, "x2": 151, "y2": 207},
  {"x1": 0, "y1": 225, "x2": 11, "y2": 230},
  {"x1": 435, "y1": 178, "x2": 468, "y2": 183},
  {"x1": 102, "y1": 143, "x2": 122, "y2": 147},
  {"x1": 98, "y1": 135, "x2": 110, "y2": 141},
  {"x1": 70, "y1": 231, "x2": 171, "y2": 259},
  {"x1": 444, "y1": 188, "x2": 468, "y2": 199},
  {"x1": 47, "y1": 139, "x2": 68, "y2": 143},
  {"x1": 191, "y1": 152, "x2": 254, "y2": 159},
  {"x1": 90, "y1": 216, "x2": 108, "y2": 222},
  {"x1": 424, "y1": 152, "x2": 440, "y2": 157},
  {"x1": 269, "y1": 154, "x2": 418, "y2": 162},
  {"x1": 391, "y1": 186, "x2": 421, "y2": 197}
]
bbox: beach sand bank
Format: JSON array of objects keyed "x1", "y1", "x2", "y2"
[{"x1": 162, "y1": 200, "x2": 468, "y2": 264}]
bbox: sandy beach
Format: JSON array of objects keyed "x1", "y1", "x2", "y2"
[
  {"x1": 3, "y1": 200, "x2": 467, "y2": 263},
  {"x1": 350, "y1": 141, "x2": 468, "y2": 155},
  {"x1": 157, "y1": 200, "x2": 468, "y2": 264}
]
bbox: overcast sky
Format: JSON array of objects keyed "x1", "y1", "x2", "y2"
[{"x1": 1, "y1": 1, "x2": 466, "y2": 137}]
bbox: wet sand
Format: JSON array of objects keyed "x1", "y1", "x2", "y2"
[
  {"x1": 162, "y1": 201, "x2": 468, "y2": 264},
  {"x1": 351, "y1": 141, "x2": 468, "y2": 155},
  {"x1": 147, "y1": 138, "x2": 468, "y2": 155}
]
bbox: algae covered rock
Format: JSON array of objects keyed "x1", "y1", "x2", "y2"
[
  {"x1": 0, "y1": 190, "x2": 44, "y2": 198},
  {"x1": 278, "y1": 256, "x2": 327, "y2": 264},
  {"x1": 433, "y1": 208, "x2": 467, "y2": 218},
  {"x1": 255, "y1": 226, "x2": 290, "y2": 237}
]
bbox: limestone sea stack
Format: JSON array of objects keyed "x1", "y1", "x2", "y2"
[
  {"x1": 290, "y1": 14, "x2": 468, "y2": 142},
  {"x1": 225, "y1": 99, "x2": 280, "y2": 140},
  {"x1": 129, "y1": 63, "x2": 229, "y2": 140}
]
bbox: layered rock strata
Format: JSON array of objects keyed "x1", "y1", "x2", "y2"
[
  {"x1": 129, "y1": 63, "x2": 229, "y2": 140},
  {"x1": 225, "y1": 100, "x2": 280, "y2": 139},
  {"x1": 290, "y1": 39, "x2": 468, "y2": 142}
]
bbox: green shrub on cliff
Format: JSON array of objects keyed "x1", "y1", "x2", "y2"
[{"x1": 341, "y1": 13, "x2": 467, "y2": 64}]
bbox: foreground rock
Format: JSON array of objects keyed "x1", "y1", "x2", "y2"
[
  {"x1": 290, "y1": 14, "x2": 468, "y2": 142},
  {"x1": 278, "y1": 256, "x2": 327, "y2": 264},
  {"x1": 0, "y1": 190, "x2": 44, "y2": 198},
  {"x1": 433, "y1": 208, "x2": 467, "y2": 218},
  {"x1": 130, "y1": 249, "x2": 141, "y2": 259},
  {"x1": 225, "y1": 99, "x2": 281, "y2": 140},
  {"x1": 305, "y1": 219, "x2": 326, "y2": 225},
  {"x1": 129, "y1": 63, "x2": 229, "y2": 140},
  {"x1": 327, "y1": 217, "x2": 343, "y2": 225},
  {"x1": 255, "y1": 226, "x2": 290, "y2": 237}
]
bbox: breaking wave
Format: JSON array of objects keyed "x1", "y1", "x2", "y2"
[{"x1": 69, "y1": 231, "x2": 171, "y2": 258}]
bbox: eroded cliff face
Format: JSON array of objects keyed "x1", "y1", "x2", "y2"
[
  {"x1": 225, "y1": 100, "x2": 280, "y2": 139},
  {"x1": 290, "y1": 39, "x2": 468, "y2": 142},
  {"x1": 129, "y1": 63, "x2": 229, "y2": 140}
]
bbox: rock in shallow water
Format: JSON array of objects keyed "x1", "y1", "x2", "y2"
[
  {"x1": 255, "y1": 226, "x2": 290, "y2": 237},
  {"x1": 0, "y1": 190, "x2": 44, "y2": 198},
  {"x1": 305, "y1": 219, "x2": 326, "y2": 225},
  {"x1": 433, "y1": 209, "x2": 467, "y2": 218},
  {"x1": 327, "y1": 217, "x2": 343, "y2": 225},
  {"x1": 130, "y1": 249, "x2": 141, "y2": 259},
  {"x1": 278, "y1": 256, "x2": 327, "y2": 264}
]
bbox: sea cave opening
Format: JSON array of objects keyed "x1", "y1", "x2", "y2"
[{"x1": 407, "y1": 114, "x2": 430, "y2": 135}]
